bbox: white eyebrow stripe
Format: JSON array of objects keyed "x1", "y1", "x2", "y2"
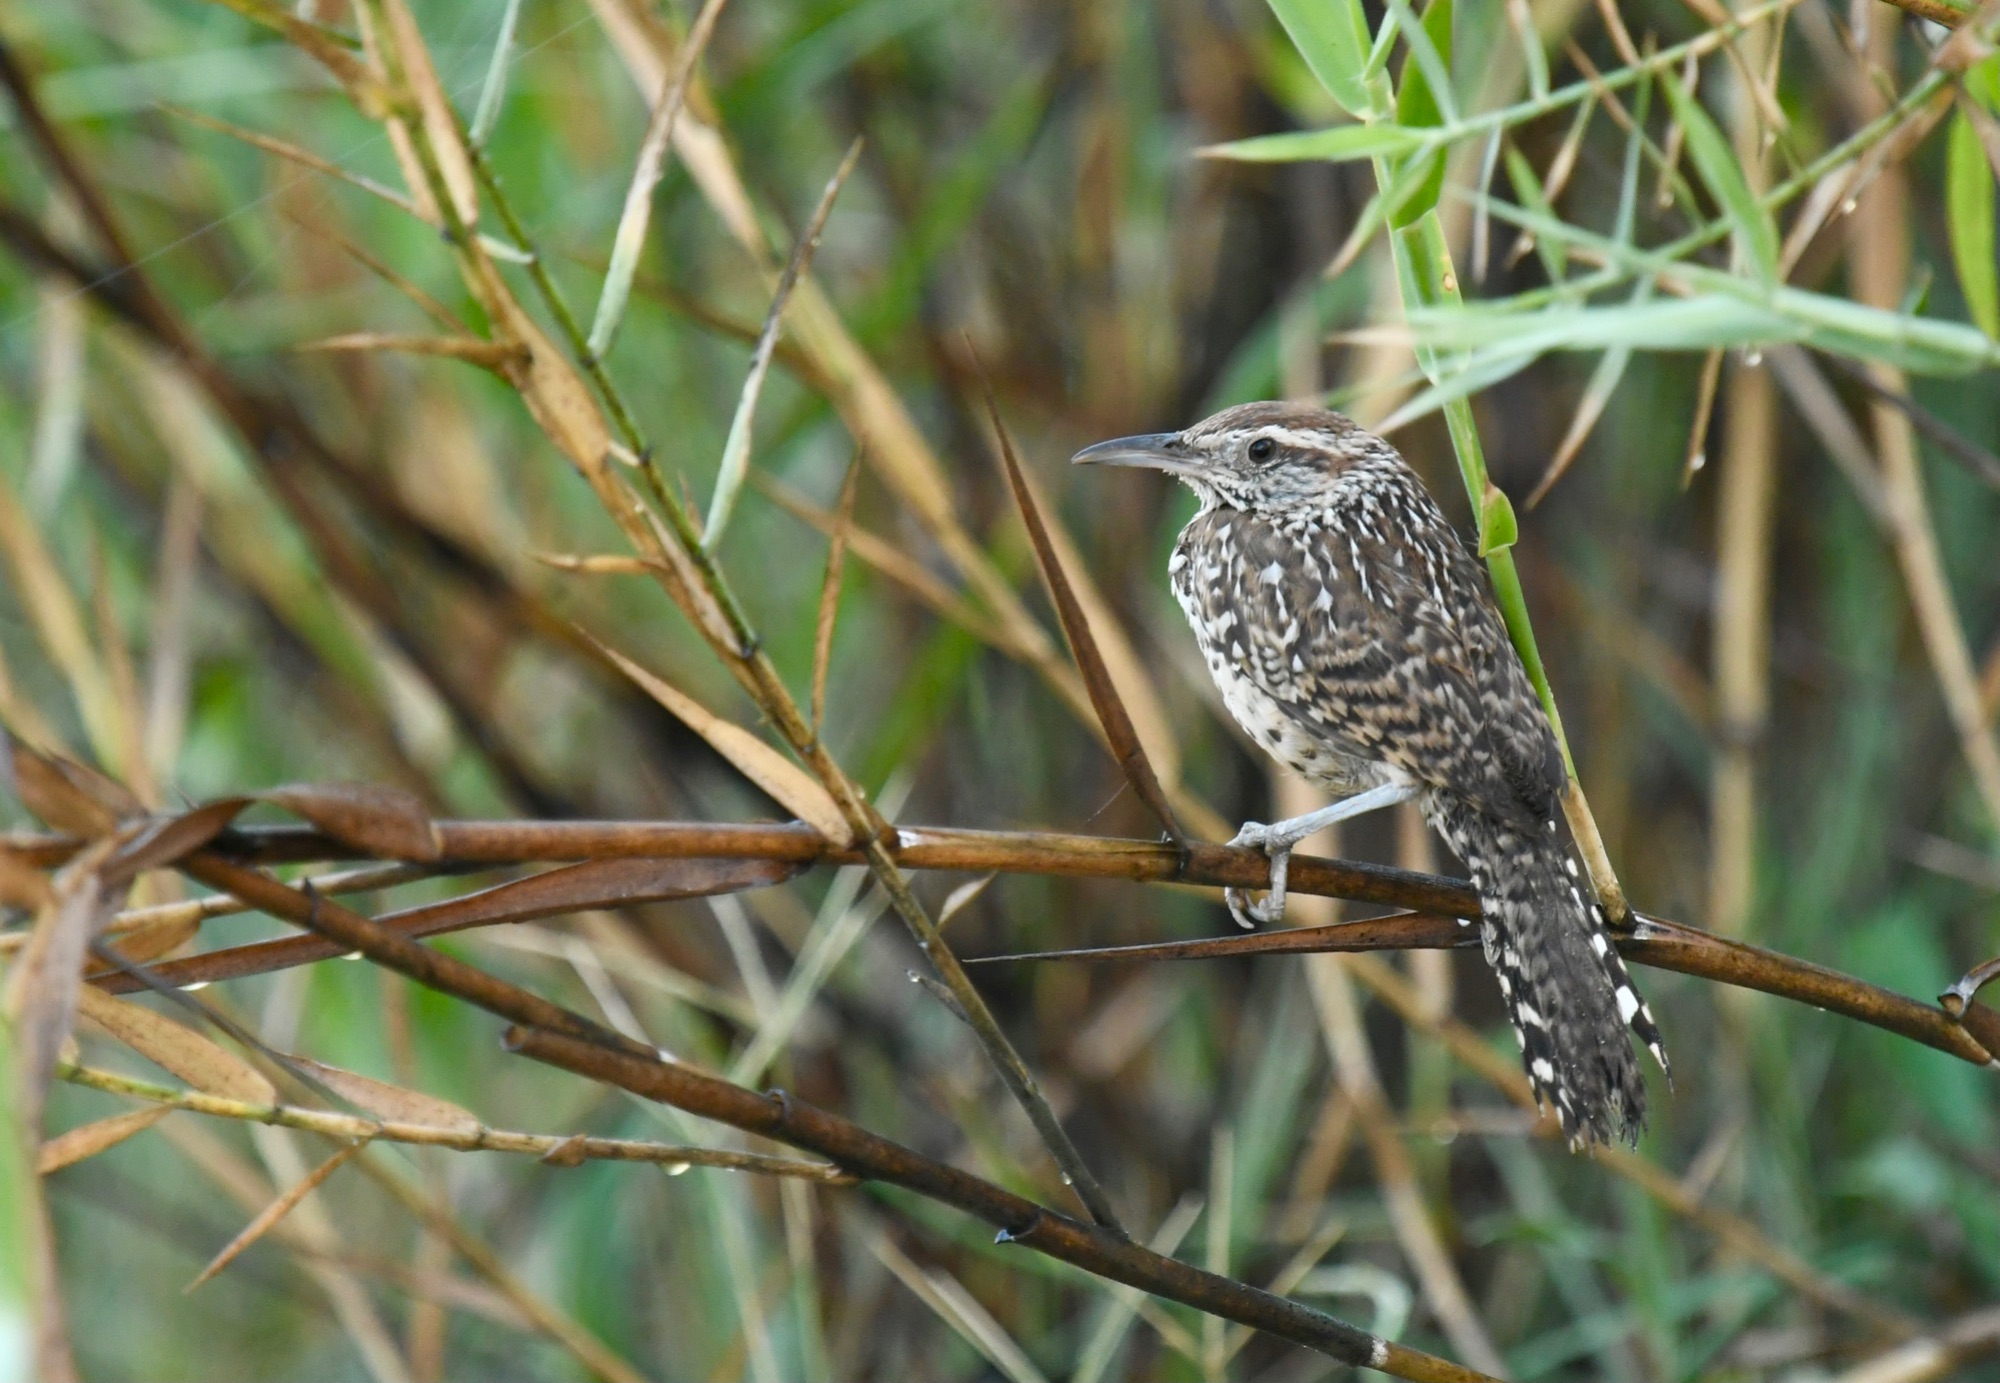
[{"x1": 1260, "y1": 426, "x2": 1344, "y2": 450}]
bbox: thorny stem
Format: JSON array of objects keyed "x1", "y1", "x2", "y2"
[{"x1": 357, "y1": 0, "x2": 1126, "y2": 1235}]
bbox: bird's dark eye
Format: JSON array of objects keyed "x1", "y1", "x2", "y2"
[{"x1": 1247, "y1": 436, "x2": 1276, "y2": 461}]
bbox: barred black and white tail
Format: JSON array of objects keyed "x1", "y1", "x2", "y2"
[{"x1": 1430, "y1": 798, "x2": 1668, "y2": 1147}]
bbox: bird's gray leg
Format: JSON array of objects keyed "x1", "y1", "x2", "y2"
[{"x1": 1224, "y1": 782, "x2": 1420, "y2": 928}]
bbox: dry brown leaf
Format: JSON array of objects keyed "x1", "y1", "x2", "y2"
[
  {"x1": 588, "y1": 636, "x2": 852, "y2": 844},
  {"x1": 4, "y1": 836, "x2": 123, "y2": 1135},
  {"x1": 0, "y1": 847, "x2": 55, "y2": 911},
  {"x1": 75, "y1": 986, "x2": 277, "y2": 1106},
  {"x1": 261, "y1": 783, "x2": 441, "y2": 862},
  {"x1": 187, "y1": 1141, "x2": 366, "y2": 1292},
  {"x1": 103, "y1": 913, "x2": 200, "y2": 965},
  {"x1": 37, "y1": 1105, "x2": 171, "y2": 1174},
  {"x1": 103, "y1": 799, "x2": 250, "y2": 885},
  {"x1": 4, "y1": 734, "x2": 136, "y2": 835},
  {"x1": 286, "y1": 1057, "x2": 482, "y2": 1134},
  {"x1": 981, "y1": 389, "x2": 1184, "y2": 845},
  {"x1": 811, "y1": 455, "x2": 862, "y2": 734}
]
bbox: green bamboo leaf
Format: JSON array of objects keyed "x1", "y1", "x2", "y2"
[
  {"x1": 1946, "y1": 109, "x2": 1999, "y2": 339},
  {"x1": 1474, "y1": 194, "x2": 2000, "y2": 374},
  {"x1": 1373, "y1": 346, "x2": 1543, "y2": 435},
  {"x1": 1502, "y1": 144, "x2": 1567, "y2": 283},
  {"x1": 1661, "y1": 69, "x2": 1777, "y2": 282},
  {"x1": 1200, "y1": 123, "x2": 1428, "y2": 164},
  {"x1": 1477, "y1": 485, "x2": 1518, "y2": 554},
  {"x1": 1267, "y1": 0, "x2": 1374, "y2": 117},
  {"x1": 1393, "y1": 0, "x2": 1454, "y2": 130},
  {"x1": 1969, "y1": 53, "x2": 2000, "y2": 112},
  {"x1": 1389, "y1": 0, "x2": 1453, "y2": 227}
]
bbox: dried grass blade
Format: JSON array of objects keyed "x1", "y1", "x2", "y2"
[
  {"x1": 300, "y1": 217, "x2": 461, "y2": 331},
  {"x1": 859, "y1": 1218, "x2": 1052, "y2": 1383},
  {"x1": 1072, "y1": 1195, "x2": 1204, "y2": 1383},
  {"x1": 0, "y1": 480, "x2": 122, "y2": 773},
  {"x1": 160, "y1": 105, "x2": 421, "y2": 219},
  {"x1": 531, "y1": 552, "x2": 657, "y2": 576},
  {"x1": 758, "y1": 473, "x2": 1015, "y2": 647},
  {"x1": 187, "y1": 1141, "x2": 366, "y2": 1292},
  {"x1": 1681, "y1": 345, "x2": 1725, "y2": 486},
  {"x1": 587, "y1": 635, "x2": 853, "y2": 843},
  {"x1": 585, "y1": 0, "x2": 731, "y2": 361},
  {"x1": 937, "y1": 873, "x2": 996, "y2": 931},
  {"x1": 978, "y1": 386, "x2": 1184, "y2": 845},
  {"x1": 703, "y1": 137, "x2": 863, "y2": 547},
  {"x1": 1525, "y1": 337, "x2": 1637, "y2": 508},
  {"x1": 811, "y1": 454, "x2": 862, "y2": 736},
  {"x1": 292, "y1": 332, "x2": 521, "y2": 368},
  {"x1": 468, "y1": 0, "x2": 527, "y2": 148},
  {"x1": 199, "y1": 0, "x2": 384, "y2": 109},
  {"x1": 36, "y1": 1104, "x2": 171, "y2": 1174}
]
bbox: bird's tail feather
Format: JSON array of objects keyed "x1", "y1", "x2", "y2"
[{"x1": 1431, "y1": 799, "x2": 1664, "y2": 1147}]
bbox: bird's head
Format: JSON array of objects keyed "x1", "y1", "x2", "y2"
[{"x1": 1071, "y1": 401, "x2": 1386, "y2": 512}]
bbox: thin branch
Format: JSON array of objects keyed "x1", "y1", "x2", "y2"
[
  {"x1": 106, "y1": 833, "x2": 1484, "y2": 1380},
  {"x1": 56, "y1": 1061, "x2": 853, "y2": 1181},
  {"x1": 11, "y1": 813, "x2": 1993, "y2": 1065}
]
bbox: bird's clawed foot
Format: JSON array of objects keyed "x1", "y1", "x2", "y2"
[{"x1": 1224, "y1": 820, "x2": 1296, "y2": 929}]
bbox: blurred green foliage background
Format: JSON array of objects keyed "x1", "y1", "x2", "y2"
[{"x1": 1, "y1": 0, "x2": 1998, "y2": 1378}]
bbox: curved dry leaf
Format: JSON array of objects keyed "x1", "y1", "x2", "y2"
[
  {"x1": 937, "y1": 873, "x2": 996, "y2": 931},
  {"x1": 387, "y1": 856, "x2": 804, "y2": 936},
  {"x1": 286, "y1": 1057, "x2": 482, "y2": 1134},
  {"x1": 104, "y1": 799, "x2": 251, "y2": 885},
  {"x1": 105, "y1": 913, "x2": 201, "y2": 965},
  {"x1": 981, "y1": 391, "x2": 1183, "y2": 845},
  {"x1": 5, "y1": 836, "x2": 122, "y2": 1135},
  {"x1": 588, "y1": 637, "x2": 853, "y2": 844},
  {"x1": 260, "y1": 783, "x2": 441, "y2": 862},
  {"x1": 38, "y1": 1105, "x2": 171, "y2": 1175},
  {"x1": 4, "y1": 734, "x2": 135, "y2": 835},
  {"x1": 0, "y1": 848, "x2": 55, "y2": 911},
  {"x1": 75, "y1": 986, "x2": 277, "y2": 1106}
]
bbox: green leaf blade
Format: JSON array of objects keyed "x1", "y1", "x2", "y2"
[
  {"x1": 1266, "y1": 0, "x2": 1374, "y2": 117},
  {"x1": 1662, "y1": 70, "x2": 1777, "y2": 283},
  {"x1": 1946, "y1": 108, "x2": 1999, "y2": 340},
  {"x1": 1200, "y1": 123, "x2": 1428, "y2": 164}
]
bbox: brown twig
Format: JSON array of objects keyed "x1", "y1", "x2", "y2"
[
  {"x1": 66, "y1": 814, "x2": 1485, "y2": 1378},
  {"x1": 502, "y1": 1027, "x2": 1494, "y2": 1382},
  {"x1": 11, "y1": 812, "x2": 1992, "y2": 1065},
  {"x1": 978, "y1": 375, "x2": 1184, "y2": 846}
]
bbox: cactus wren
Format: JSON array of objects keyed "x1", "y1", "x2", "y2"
[{"x1": 1075, "y1": 401, "x2": 1666, "y2": 1146}]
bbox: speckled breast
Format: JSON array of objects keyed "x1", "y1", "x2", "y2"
[{"x1": 1169, "y1": 515, "x2": 1389, "y2": 797}]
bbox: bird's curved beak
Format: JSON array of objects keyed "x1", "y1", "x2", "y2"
[{"x1": 1070, "y1": 432, "x2": 1196, "y2": 475}]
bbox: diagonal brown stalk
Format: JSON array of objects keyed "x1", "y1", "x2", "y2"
[{"x1": 978, "y1": 377, "x2": 1184, "y2": 846}]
